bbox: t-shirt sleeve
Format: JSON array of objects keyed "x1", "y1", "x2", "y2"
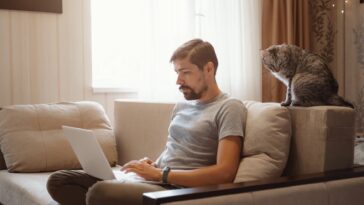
[
  {"x1": 216, "y1": 99, "x2": 247, "y2": 140},
  {"x1": 170, "y1": 103, "x2": 181, "y2": 120}
]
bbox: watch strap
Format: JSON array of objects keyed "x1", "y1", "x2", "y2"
[{"x1": 162, "y1": 166, "x2": 171, "y2": 183}]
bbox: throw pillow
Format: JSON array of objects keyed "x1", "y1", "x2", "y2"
[
  {"x1": 234, "y1": 101, "x2": 291, "y2": 182},
  {"x1": 0, "y1": 101, "x2": 117, "y2": 172}
]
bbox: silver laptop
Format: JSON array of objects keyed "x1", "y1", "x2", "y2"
[{"x1": 62, "y1": 125, "x2": 143, "y2": 182}]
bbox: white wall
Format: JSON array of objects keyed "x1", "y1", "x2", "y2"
[{"x1": 0, "y1": 0, "x2": 136, "y2": 124}]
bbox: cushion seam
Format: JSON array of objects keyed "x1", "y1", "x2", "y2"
[
  {"x1": 75, "y1": 103, "x2": 84, "y2": 129},
  {"x1": 35, "y1": 105, "x2": 48, "y2": 171}
]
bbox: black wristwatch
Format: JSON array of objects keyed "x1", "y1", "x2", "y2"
[{"x1": 162, "y1": 166, "x2": 171, "y2": 183}]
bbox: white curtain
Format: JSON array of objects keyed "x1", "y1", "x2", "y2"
[
  {"x1": 91, "y1": 0, "x2": 262, "y2": 102},
  {"x1": 196, "y1": 0, "x2": 262, "y2": 101}
]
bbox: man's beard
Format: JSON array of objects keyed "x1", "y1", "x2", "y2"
[{"x1": 179, "y1": 85, "x2": 208, "y2": 100}]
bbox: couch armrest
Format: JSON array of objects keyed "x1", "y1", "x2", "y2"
[
  {"x1": 285, "y1": 106, "x2": 355, "y2": 176},
  {"x1": 143, "y1": 166, "x2": 364, "y2": 205}
]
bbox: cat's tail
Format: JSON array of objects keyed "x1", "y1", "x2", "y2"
[{"x1": 327, "y1": 95, "x2": 354, "y2": 109}]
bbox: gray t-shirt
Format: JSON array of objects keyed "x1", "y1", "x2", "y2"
[{"x1": 156, "y1": 93, "x2": 247, "y2": 169}]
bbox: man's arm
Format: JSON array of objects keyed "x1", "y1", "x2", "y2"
[
  {"x1": 167, "y1": 135, "x2": 242, "y2": 187},
  {"x1": 122, "y1": 135, "x2": 242, "y2": 187}
]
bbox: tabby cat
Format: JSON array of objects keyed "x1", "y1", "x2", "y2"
[{"x1": 261, "y1": 44, "x2": 353, "y2": 108}]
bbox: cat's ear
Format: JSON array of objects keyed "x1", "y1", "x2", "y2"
[
  {"x1": 281, "y1": 43, "x2": 288, "y2": 47},
  {"x1": 281, "y1": 44, "x2": 292, "y2": 53}
]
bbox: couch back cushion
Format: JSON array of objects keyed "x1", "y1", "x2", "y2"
[
  {"x1": 0, "y1": 101, "x2": 117, "y2": 172},
  {"x1": 114, "y1": 100, "x2": 175, "y2": 165},
  {"x1": 234, "y1": 101, "x2": 291, "y2": 182},
  {"x1": 284, "y1": 106, "x2": 355, "y2": 176}
]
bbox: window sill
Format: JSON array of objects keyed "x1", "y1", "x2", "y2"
[{"x1": 92, "y1": 87, "x2": 138, "y2": 94}]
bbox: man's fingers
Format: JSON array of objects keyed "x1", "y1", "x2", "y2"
[
  {"x1": 122, "y1": 161, "x2": 142, "y2": 171},
  {"x1": 123, "y1": 160, "x2": 138, "y2": 167},
  {"x1": 139, "y1": 157, "x2": 153, "y2": 164}
]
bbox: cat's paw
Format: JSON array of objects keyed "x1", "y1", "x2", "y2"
[
  {"x1": 280, "y1": 101, "x2": 291, "y2": 106},
  {"x1": 291, "y1": 101, "x2": 302, "y2": 106}
]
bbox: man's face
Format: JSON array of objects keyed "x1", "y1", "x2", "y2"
[{"x1": 173, "y1": 58, "x2": 208, "y2": 100}]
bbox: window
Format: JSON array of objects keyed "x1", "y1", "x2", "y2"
[{"x1": 91, "y1": 0, "x2": 262, "y2": 101}]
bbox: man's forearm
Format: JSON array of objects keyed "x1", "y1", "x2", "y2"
[
  {"x1": 167, "y1": 164, "x2": 238, "y2": 187},
  {"x1": 167, "y1": 136, "x2": 242, "y2": 187}
]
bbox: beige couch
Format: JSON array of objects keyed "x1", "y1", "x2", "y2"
[
  {"x1": 114, "y1": 100, "x2": 361, "y2": 205},
  {"x1": 0, "y1": 100, "x2": 359, "y2": 205}
]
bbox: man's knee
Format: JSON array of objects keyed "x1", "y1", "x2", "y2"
[
  {"x1": 47, "y1": 170, "x2": 73, "y2": 200},
  {"x1": 86, "y1": 181, "x2": 110, "y2": 205},
  {"x1": 86, "y1": 181, "x2": 166, "y2": 205},
  {"x1": 47, "y1": 170, "x2": 99, "y2": 205}
]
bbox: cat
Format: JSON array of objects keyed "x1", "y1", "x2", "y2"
[{"x1": 261, "y1": 44, "x2": 354, "y2": 108}]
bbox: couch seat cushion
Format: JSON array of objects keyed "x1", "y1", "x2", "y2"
[{"x1": 0, "y1": 170, "x2": 56, "y2": 205}]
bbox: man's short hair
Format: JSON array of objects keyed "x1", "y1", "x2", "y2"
[{"x1": 170, "y1": 39, "x2": 219, "y2": 74}]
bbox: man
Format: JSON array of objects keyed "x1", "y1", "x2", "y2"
[{"x1": 47, "y1": 39, "x2": 247, "y2": 205}]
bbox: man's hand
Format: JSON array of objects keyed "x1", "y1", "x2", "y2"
[{"x1": 121, "y1": 158, "x2": 162, "y2": 181}]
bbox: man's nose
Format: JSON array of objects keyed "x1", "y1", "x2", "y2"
[{"x1": 176, "y1": 75, "x2": 183, "y2": 85}]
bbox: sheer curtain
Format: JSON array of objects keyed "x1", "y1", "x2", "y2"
[
  {"x1": 194, "y1": 0, "x2": 262, "y2": 101},
  {"x1": 91, "y1": 0, "x2": 262, "y2": 102}
]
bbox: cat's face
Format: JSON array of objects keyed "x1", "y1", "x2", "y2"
[{"x1": 261, "y1": 44, "x2": 293, "y2": 73}]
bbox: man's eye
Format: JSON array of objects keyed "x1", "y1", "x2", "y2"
[{"x1": 176, "y1": 70, "x2": 190, "y2": 75}]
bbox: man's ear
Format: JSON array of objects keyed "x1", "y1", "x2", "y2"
[{"x1": 204, "y1": 62, "x2": 215, "y2": 75}]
